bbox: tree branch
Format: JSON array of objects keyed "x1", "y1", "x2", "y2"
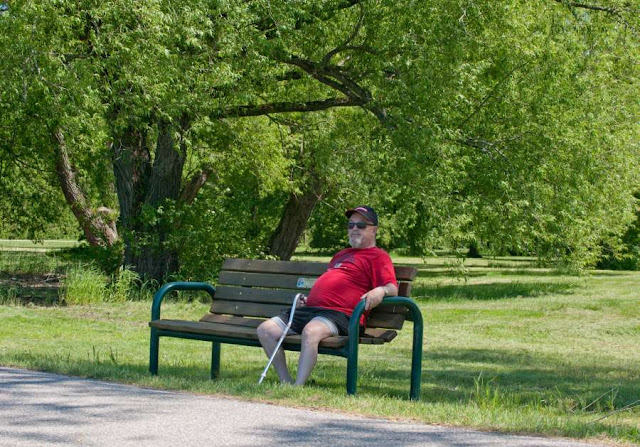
[
  {"x1": 553, "y1": 0, "x2": 638, "y2": 34},
  {"x1": 458, "y1": 61, "x2": 531, "y2": 130},
  {"x1": 179, "y1": 166, "x2": 214, "y2": 205},
  {"x1": 555, "y1": 1, "x2": 620, "y2": 14},
  {"x1": 454, "y1": 137, "x2": 509, "y2": 162},
  {"x1": 282, "y1": 55, "x2": 392, "y2": 123},
  {"x1": 53, "y1": 129, "x2": 118, "y2": 246},
  {"x1": 211, "y1": 97, "x2": 364, "y2": 119},
  {"x1": 322, "y1": 3, "x2": 371, "y2": 65}
]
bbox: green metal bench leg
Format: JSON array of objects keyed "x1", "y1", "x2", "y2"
[
  {"x1": 150, "y1": 328, "x2": 159, "y2": 375},
  {"x1": 211, "y1": 342, "x2": 221, "y2": 379},
  {"x1": 410, "y1": 317, "x2": 424, "y2": 400},
  {"x1": 346, "y1": 314, "x2": 361, "y2": 396},
  {"x1": 346, "y1": 346, "x2": 358, "y2": 395}
]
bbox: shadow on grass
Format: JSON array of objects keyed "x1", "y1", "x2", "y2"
[
  {"x1": 411, "y1": 281, "x2": 578, "y2": 301},
  {"x1": 0, "y1": 282, "x2": 61, "y2": 306}
]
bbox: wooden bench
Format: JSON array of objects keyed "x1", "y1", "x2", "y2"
[{"x1": 149, "y1": 258, "x2": 423, "y2": 399}]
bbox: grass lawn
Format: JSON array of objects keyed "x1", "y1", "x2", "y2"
[{"x1": 0, "y1": 245, "x2": 639, "y2": 445}]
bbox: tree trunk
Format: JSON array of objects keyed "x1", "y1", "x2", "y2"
[
  {"x1": 112, "y1": 119, "x2": 189, "y2": 282},
  {"x1": 112, "y1": 124, "x2": 152, "y2": 269},
  {"x1": 138, "y1": 118, "x2": 187, "y2": 280},
  {"x1": 269, "y1": 185, "x2": 322, "y2": 261},
  {"x1": 53, "y1": 129, "x2": 118, "y2": 246},
  {"x1": 467, "y1": 242, "x2": 482, "y2": 258}
]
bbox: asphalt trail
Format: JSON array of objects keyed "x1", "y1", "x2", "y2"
[{"x1": 0, "y1": 367, "x2": 609, "y2": 446}]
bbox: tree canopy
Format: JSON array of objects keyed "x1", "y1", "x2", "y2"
[{"x1": 1, "y1": 0, "x2": 638, "y2": 278}]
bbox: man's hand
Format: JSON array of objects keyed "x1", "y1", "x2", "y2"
[
  {"x1": 360, "y1": 286, "x2": 386, "y2": 311},
  {"x1": 360, "y1": 283, "x2": 399, "y2": 311},
  {"x1": 296, "y1": 294, "x2": 307, "y2": 307}
]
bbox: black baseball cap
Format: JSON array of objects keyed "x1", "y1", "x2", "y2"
[{"x1": 345, "y1": 206, "x2": 378, "y2": 226}]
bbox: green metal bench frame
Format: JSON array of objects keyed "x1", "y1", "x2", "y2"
[{"x1": 149, "y1": 261, "x2": 423, "y2": 400}]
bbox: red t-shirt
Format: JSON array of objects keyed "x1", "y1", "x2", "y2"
[{"x1": 306, "y1": 247, "x2": 397, "y2": 325}]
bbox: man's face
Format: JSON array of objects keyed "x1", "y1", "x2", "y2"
[{"x1": 347, "y1": 213, "x2": 377, "y2": 249}]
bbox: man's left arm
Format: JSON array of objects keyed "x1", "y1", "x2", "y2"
[{"x1": 361, "y1": 282, "x2": 399, "y2": 311}]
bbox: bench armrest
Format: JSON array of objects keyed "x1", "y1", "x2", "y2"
[
  {"x1": 151, "y1": 282, "x2": 216, "y2": 321},
  {"x1": 348, "y1": 296, "x2": 423, "y2": 337}
]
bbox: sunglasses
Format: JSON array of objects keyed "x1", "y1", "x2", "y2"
[{"x1": 346, "y1": 221, "x2": 375, "y2": 229}]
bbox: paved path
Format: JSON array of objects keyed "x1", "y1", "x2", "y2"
[{"x1": 0, "y1": 367, "x2": 609, "y2": 447}]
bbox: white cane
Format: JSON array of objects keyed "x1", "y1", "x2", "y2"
[{"x1": 259, "y1": 292, "x2": 305, "y2": 384}]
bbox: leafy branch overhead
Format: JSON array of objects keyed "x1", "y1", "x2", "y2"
[{"x1": 0, "y1": 0, "x2": 638, "y2": 278}]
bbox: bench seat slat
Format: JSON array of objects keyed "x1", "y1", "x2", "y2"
[
  {"x1": 208, "y1": 300, "x2": 406, "y2": 330},
  {"x1": 215, "y1": 286, "x2": 414, "y2": 316},
  {"x1": 394, "y1": 266, "x2": 419, "y2": 281},
  {"x1": 152, "y1": 319, "x2": 387, "y2": 346},
  {"x1": 373, "y1": 303, "x2": 410, "y2": 316},
  {"x1": 198, "y1": 314, "x2": 394, "y2": 344},
  {"x1": 208, "y1": 300, "x2": 407, "y2": 329},
  {"x1": 199, "y1": 314, "x2": 263, "y2": 327},
  {"x1": 150, "y1": 319, "x2": 349, "y2": 348},
  {"x1": 363, "y1": 328, "x2": 398, "y2": 342},
  {"x1": 398, "y1": 282, "x2": 412, "y2": 297},
  {"x1": 151, "y1": 319, "x2": 258, "y2": 339}
]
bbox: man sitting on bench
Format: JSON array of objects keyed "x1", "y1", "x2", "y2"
[{"x1": 257, "y1": 206, "x2": 398, "y2": 385}]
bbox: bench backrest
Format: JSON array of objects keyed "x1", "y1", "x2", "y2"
[{"x1": 209, "y1": 258, "x2": 418, "y2": 330}]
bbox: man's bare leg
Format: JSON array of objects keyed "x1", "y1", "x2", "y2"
[
  {"x1": 295, "y1": 320, "x2": 334, "y2": 385},
  {"x1": 257, "y1": 320, "x2": 293, "y2": 383}
]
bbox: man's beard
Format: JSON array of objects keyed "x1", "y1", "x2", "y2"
[{"x1": 349, "y1": 234, "x2": 363, "y2": 248}]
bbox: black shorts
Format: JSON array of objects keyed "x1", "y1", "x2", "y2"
[{"x1": 271, "y1": 306, "x2": 351, "y2": 336}]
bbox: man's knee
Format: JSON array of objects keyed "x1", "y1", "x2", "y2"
[
  {"x1": 301, "y1": 321, "x2": 333, "y2": 344},
  {"x1": 257, "y1": 320, "x2": 282, "y2": 343}
]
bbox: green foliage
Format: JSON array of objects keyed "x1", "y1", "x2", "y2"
[
  {"x1": 308, "y1": 200, "x2": 350, "y2": 253},
  {"x1": 166, "y1": 189, "x2": 276, "y2": 281},
  {"x1": 0, "y1": 250, "x2": 66, "y2": 276},
  {"x1": 597, "y1": 201, "x2": 640, "y2": 270},
  {"x1": 58, "y1": 243, "x2": 125, "y2": 276},
  {"x1": 61, "y1": 265, "x2": 109, "y2": 306},
  {"x1": 1, "y1": 0, "x2": 638, "y2": 274}
]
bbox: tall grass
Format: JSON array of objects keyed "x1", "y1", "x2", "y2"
[
  {"x1": 0, "y1": 285, "x2": 19, "y2": 306},
  {"x1": 59, "y1": 265, "x2": 154, "y2": 305},
  {"x1": 111, "y1": 268, "x2": 142, "y2": 303},
  {"x1": 61, "y1": 265, "x2": 108, "y2": 305}
]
